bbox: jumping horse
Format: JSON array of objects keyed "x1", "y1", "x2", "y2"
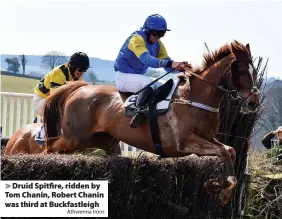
[
  {"x1": 2, "y1": 123, "x2": 121, "y2": 155},
  {"x1": 4, "y1": 40, "x2": 260, "y2": 204}
]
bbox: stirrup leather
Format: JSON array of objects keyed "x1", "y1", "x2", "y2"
[{"x1": 129, "y1": 107, "x2": 149, "y2": 128}]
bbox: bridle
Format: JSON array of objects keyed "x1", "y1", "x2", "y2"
[
  {"x1": 190, "y1": 58, "x2": 259, "y2": 97},
  {"x1": 168, "y1": 58, "x2": 260, "y2": 112}
]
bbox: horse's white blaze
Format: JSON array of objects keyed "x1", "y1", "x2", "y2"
[
  {"x1": 248, "y1": 64, "x2": 254, "y2": 82},
  {"x1": 248, "y1": 63, "x2": 254, "y2": 75}
]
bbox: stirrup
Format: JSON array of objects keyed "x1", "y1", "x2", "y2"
[{"x1": 138, "y1": 108, "x2": 149, "y2": 117}]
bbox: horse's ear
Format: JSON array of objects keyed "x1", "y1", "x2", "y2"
[
  {"x1": 231, "y1": 43, "x2": 239, "y2": 57},
  {"x1": 246, "y1": 43, "x2": 251, "y2": 56}
]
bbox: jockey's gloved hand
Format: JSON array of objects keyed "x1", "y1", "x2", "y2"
[
  {"x1": 182, "y1": 61, "x2": 193, "y2": 69},
  {"x1": 172, "y1": 61, "x2": 193, "y2": 72},
  {"x1": 172, "y1": 61, "x2": 187, "y2": 72}
]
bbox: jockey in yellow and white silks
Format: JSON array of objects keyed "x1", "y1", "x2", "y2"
[
  {"x1": 114, "y1": 14, "x2": 192, "y2": 128},
  {"x1": 32, "y1": 52, "x2": 90, "y2": 117}
]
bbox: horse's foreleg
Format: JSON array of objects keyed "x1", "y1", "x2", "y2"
[
  {"x1": 210, "y1": 138, "x2": 238, "y2": 205},
  {"x1": 179, "y1": 133, "x2": 236, "y2": 204},
  {"x1": 211, "y1": 138, "x2": 236, "y2": 164},
  {"x1": 179, "y1": 133, "x2": 232, "y2": 161},
  {"x1": 5, "y1": 137, "x2": 29, "y2": 155}
]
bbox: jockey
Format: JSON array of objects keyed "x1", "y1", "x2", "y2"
[
  {"x1": 32, "y1": 52, "x2": 90, "y2": 117},
  {"x1": 114, "y1": 14, "x2": 192, "y2": 128}
]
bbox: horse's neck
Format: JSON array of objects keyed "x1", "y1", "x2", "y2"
[{"x1": 185, "y1": 55, "x2": 233, "y2": 108}]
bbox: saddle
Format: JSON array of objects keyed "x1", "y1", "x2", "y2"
[
  {"x1": 122, "y1": 78, "x2": 180, "y2": 157},
  {"x1": 123, "y1": 78, "x2": 178, "y2": 117}
]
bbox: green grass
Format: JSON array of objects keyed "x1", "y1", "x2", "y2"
[
  {"x1": 1, "y1": 75, "x2": 39, "y2": 94},
  {"x1": 1, "y1": 75, "x2": 39, "y2": 136}
]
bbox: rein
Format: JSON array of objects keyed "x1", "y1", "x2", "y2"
[
  {"x1": 186, "y1": 70, "x2": 242, "y2": 100},
  {"x1": 167, "y1": 65, "x2": 258, "y2": 113}
]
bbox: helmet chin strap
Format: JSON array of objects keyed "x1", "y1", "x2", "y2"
[
  {"x1": 145, "y1": 30, "x2": 156, "y2": 44},
  {"x1": 145, "y1": 30, "x2": 152, "y2": 44},
  {"x1": 69, "y1": 64, "x2": 79, "y2": 80}
]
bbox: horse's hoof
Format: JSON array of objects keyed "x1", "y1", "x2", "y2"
[
  {"x1": 203, "y1": 179, "x2": 221, "y2": 192},
  {"x1": 219, "y1": 188, "x2": 232, "y2": 205},
  {"x1": 226, "y1": 176, "x2": 237, "y2": 189}
]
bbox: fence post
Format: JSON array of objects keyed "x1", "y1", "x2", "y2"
[
  {"x1": 2, "y1": 96, "x2": 8, "y2": 138},
  {"x1": 9, "y1": 98, "x2": 14, "y2": 137},
  {"x1": 23, "y1": 98, "x2": 28, "y2": 126},
  {"x1": 16, "y1": 97, "x2": 21, "y2": 130}
]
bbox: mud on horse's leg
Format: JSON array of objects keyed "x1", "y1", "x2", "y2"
[{"x1": 179, "y1": 133, "x2": 237, "y2": 204}]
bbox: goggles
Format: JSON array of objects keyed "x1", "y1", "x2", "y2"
[
  {"x1": 150, "y1": 30, "x2": 166, "y2": 38},
  {"x1": 76, "y1": 67, "x2": 88, "y2": 72}
]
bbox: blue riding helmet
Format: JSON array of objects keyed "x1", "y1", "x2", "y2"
[{"x1": 143, "y1": 14, "x2": 171, "y2": 31}]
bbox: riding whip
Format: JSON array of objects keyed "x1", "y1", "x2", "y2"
[{"x1": 134, "y1": 68, "x2": 176, "y2": 95}]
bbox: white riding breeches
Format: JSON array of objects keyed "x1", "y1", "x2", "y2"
[
  {"x1": 115, "y1": 71, "x2": 162, "y2": 93},
  {"x1": 32, "y1": 94, "x2": 46, "y2": 117}
]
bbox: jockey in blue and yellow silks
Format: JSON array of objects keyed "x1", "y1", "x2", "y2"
[
  {"x1": 114, "y1": 26, "x2": 172, "y2": 76},
  {"x1": 114, "y1": 14, "x2": 192, "y2": 128}
]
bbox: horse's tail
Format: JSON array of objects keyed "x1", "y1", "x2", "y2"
[
  {"x1": 1, "y1": 138, "x2": 9, "y2": 151},
  {"x1": 43, "y1": 81, "x2": 88, "y2": 138}
]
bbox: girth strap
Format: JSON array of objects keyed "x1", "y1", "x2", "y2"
[{"x1": 148, "y1": 104, "x2": 165, "y2": 157}]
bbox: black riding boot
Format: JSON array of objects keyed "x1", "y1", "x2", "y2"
[{"x1": 130, "y1": 87, "x2": 154, "y2": 128}]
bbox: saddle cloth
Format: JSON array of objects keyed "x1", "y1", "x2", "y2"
[
  {"x1": 123, "y1": 77, "x2": 180, "y2": 116},
  {"x1": 34, "y1": 124, "x2": 45, "y2": 146}
]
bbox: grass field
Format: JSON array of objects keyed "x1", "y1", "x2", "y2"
[
  {"x1": 1, "y1": 74, "x2": 39, "y2": 94},
  {"x1": 1, "y1": 75, "x2": 39, "y2": 136}
]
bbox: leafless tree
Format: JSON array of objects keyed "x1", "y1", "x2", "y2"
[
  {"x1": 19, "y1": 54, "x2": 28, "y2": 75},
  {"x1": 41, "y1": 51, "x2": 68, "y2": 70}
]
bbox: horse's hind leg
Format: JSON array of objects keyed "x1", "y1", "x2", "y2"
[
  {"x1": 179, "y1": 133, "x2": 236, "y2": 204},
  {"x1": 4, "y1": 137, "x2": 29, "y2": 155}
]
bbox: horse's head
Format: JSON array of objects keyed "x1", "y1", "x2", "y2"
[{"x1": 225, "y1": 41, "x2": 260, "y2": 114}]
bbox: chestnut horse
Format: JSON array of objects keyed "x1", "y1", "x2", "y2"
[
  {"x1": 8, "y1": 40, "x2": 259, "y2": 204},
  {"x1": 2, "y1": 123, "x2": 121, "y2": 155},
  {"x1": 43, "y1": 40, "x2": 260, "y2": 203}
]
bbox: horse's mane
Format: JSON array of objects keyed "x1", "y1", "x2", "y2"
[{"x1": 193, "y1": 40, "x2": 249, "y2": 74}]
